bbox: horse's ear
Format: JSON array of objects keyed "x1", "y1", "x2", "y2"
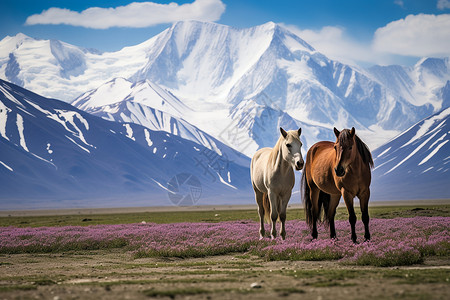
[
  {"x1": 333, "y1": 127, "x2": 340, "y2": 138},
  {"x1": 297, "y1": 128, "x2": 302, "y2": 136},
  {"x1": 350, "y1": 127, "x2": 355, "y2": 137},
  {"x1": 280, "y1": 127, "x2": 288, "y2": 138}
]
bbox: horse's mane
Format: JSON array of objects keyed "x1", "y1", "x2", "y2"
[
  {"x1": 339, "y1": 129, "x2": 374, "y2": 169},
  {"x1": 268, "y1": 135, "x2": 283, "y2": 167}
]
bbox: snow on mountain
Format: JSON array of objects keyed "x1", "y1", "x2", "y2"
[
  {"x1": 367, "y1": 57, "x2": 450, "y2": 113},
  {"x1": 72, "y1": 77, "x2": 190, "y2": 118},
  {"x1": 0, "y1": 79, "x2": 252, "y2": 209},
  {"x1": 131, "y1": 21, "x2": 299, "y2": 102},
  {"x1": 72, "y1": 77, "x2": 248, "y2": 166},
  {"x1": 128, "y1": 21, "x2": 442, "y2": 137},
  {"x1": 1, "y1": 21, "x2": 448, "y2": 156},
  {"x1": 0, "y1": 33, "x2": 151, "y2": 101},
  {"x1": 371, "y1": 107, "x2": 450, "y2": 200},
  {"x1": 127, "y1": 21, "x2": 391, "y2": 151}
]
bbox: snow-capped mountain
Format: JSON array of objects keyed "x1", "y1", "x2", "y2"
[
  {"x1": 71, "y1": 77, "x2": 249, "y2": 165},
  {"x1": 371, "y1": 107, "x2": 450, "y2": 200},
  {"x1": 1, "y1": 21, "x2": 448, "y2": 156},
  {"x1": 0, "y1": 79, "x2": 252, "y2": 209},
  {"x1": 0, "y1": 32, "x2": 150, "y2": 101},
  {"x1": 367, "y1": 57, "x2": 450, "y2": 112},
  {"x1": 125, "y1": 21, "x2": 427, "y2": 152},
  {"x1": 72, "y1": 77, "x2": 189, "y2": 118}
]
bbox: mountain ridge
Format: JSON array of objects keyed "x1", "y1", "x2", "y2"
[
  {"x1": 1, "y1": 20, "x2": 449, "y2": 155},
  {"x1": 0, "y1": 79, "x2": 252, "y2": 209},
  {"x1": 371, "y1": 107, "x2": 450, "y2": 200}
]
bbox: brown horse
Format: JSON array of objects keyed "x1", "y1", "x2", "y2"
[{"x1": 301, "y1": 127, "x2": 373, "y2": 243}]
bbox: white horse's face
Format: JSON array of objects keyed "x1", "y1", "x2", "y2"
[{"x1": 280, "y1": 128, "x2": 304, "y2": 171}]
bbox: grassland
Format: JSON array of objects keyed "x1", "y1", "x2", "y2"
[
  {"x1": 0, "y1": 204, "x2": 449, "y2": 299},
  {"x1": 1, "y1": 204, "x2": 448, "y2": 227}
]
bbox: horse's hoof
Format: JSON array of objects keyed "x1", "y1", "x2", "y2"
[
  {"x1": 259, "y1": 236, "x2": 264, "y2": 240},
  {"x1": 364, "y1": 238, "x2": 370, "y2": 243}
]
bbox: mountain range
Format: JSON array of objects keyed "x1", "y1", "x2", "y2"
[
  {"x1": 1, "y1": 79, "x2": 449, "y2": 208},
  {"x1": 1, "y1": 21, "x2": 449, "y2": 156},
  {"x1": 0, "y1": 21, "x2": 449, "y2": 208},
  {"x1": 371, "y1": 107, "x2": 450, "y2": 200},
  {"x1": 0, "y1": 79, "x2": 251, "y2": 209}
]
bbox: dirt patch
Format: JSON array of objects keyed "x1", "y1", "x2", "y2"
[{"x1": 0, "y1": 250, "x2": 448, "y2": 300}]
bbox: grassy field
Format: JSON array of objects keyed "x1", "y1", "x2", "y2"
[
  {"x1": 0, "y1": 204, "x2": 449, "y2": 300},
  {"x1": 1, "y1": 204, "x2": 449, "y2": 227}
]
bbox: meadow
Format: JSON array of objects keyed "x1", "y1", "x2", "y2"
[{"x1": 0, "y1": 204, "x2": 449, "y2": 299}]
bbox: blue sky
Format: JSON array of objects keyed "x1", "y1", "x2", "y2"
[{"x1": 1, "y1": 0, "x2": 449, "y2": 66}]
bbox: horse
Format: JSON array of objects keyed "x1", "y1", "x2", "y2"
[
  {"x1": 251, "y1": 127, "x2": 304, "y2": 240},
  {"x1": 301, "y1": 127, "x2": 373, "y2": 243}
]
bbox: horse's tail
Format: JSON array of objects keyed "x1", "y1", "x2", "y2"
[
  {"x1": 301, "y1": 171, "x2": 313, "y2": 228},
  {"x1": 302, "y1": 171, "x2": 330, "y2": 228},
  {"x1": 262, "y1": 192, "x2": 271, "y2": 223}
]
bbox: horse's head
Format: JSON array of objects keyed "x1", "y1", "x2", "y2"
[
  {"x1": 280, "y1": 127, "x2": 304, "y2": 171},
  {"x1": 333, "y1": 127, "x2": 356, "y2": 177}
]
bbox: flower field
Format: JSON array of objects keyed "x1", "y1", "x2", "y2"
[{"x1": 1, "y1": 217, "x2": 448, "y2": 267}]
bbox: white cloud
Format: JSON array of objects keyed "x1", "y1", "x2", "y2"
[
  {"x1": 394, "y1": 0, "x2": 404, "y2": 8},
  {"x1": 437, "y1": 0, "x2": 450, "y2": 10},
  {"x1": 372, "y1": 14, "x2": 450, "y2": 57},
  {"x1": 25, "y1": 0, "x2": 226, "y2": 29},
  {"x1": 283, "y1": 14, "x2": 450, "y2": 67}
]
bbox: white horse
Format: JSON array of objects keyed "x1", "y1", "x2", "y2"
[{"x1": 251, "y1": 127, "x2": 304, "y2": 240}]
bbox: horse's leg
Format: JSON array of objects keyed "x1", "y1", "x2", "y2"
[
  {"x1": 254, "y1": 188, "x2": 265, "y2": 239},
  {"x1": 342, "y1": 190, "x2": 357, "y2": 243},
  {"x1": 359, "y1": 189, "x2": 371, "y2": 242},
  {"x1": 310, "y1": 185, "x2": 320, "y2": 240},
  {"x1": 268, "y1": 190, "x2": 278, "y2": 239},
  {"x1": 279, "y1": 193, "x2": 290, "y2": 240},
  {"x1": 328, "y1": 195, "x2": 341, "y2": 239}
]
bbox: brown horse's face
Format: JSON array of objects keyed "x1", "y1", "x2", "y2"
[{"x1": 333, "y1": 127, "x2": 355, "y2": 177}]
